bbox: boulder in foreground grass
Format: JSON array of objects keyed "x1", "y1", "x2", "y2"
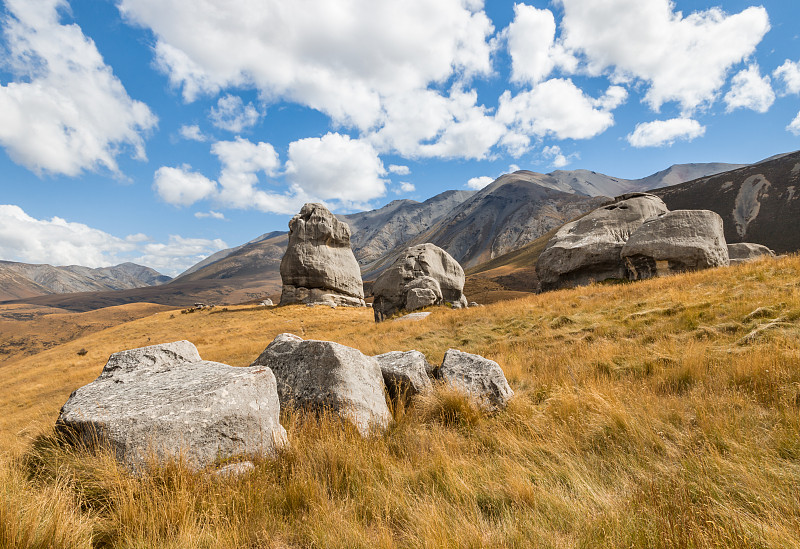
[
  {"x1": 436, "y1": 349, "x2": 514, "y2": 412},
  {"x1": 56, "y1": 341, "x2": 287, "y2": 470},
  {"x1": 251, "y1": 333, "x2": 391, "y2": 435},
  {"x1": 375, "y1": 350, "x2": 434, "y2": 403}
]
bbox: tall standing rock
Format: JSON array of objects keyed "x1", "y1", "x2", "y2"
[
  {"x1": 622, "y1": 210, "x2": 729, "y2": 279},
  {"x1": 280, "y1": 203, "x2": 365, "y2": 307},
  {"x1": 536, "y1": 193, "x2": 669, "y2": 291},
  {"x1": 372, "y1": 243, "x2": 467, "y2": 322}
]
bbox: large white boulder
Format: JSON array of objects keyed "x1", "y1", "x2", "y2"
[
  {"x1": 280, "y1": 203, "x2": 365, "y2": 307},
  {"x1": 436, "y1": 349, "x2": 514, "y2": 412},
  {"x1": 56, "y1": 341, "x2": 287, "y2": 470},
  {"x1": 251, "y1": 333, "x2": 391, "y2": 435},
  {"x1": 372, "y1": 243, "x2": 466, "y2": 321},
  {"x1": 727, "y1": 242, "x2": 776, "y2": 265},
  {"x1": 622, "y1": 210, "x2": 729, "y2": 279}
]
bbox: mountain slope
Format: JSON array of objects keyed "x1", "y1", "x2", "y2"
[
  {"x1": 651, "y1": 150, "x2": 800, "y2": 253},
  {"x1": 0, "y1": 261, "x2": 171, "y2": 302}
]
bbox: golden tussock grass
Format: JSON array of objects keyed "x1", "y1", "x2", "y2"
[{"x1": 1, "y1": 256, "x2": 800, "y2": 547}]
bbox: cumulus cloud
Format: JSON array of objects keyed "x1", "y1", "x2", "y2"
[
  {"x1": 724, "y1": 65, "x2": 775, "y2": 113},
  {"x1": 133, "y1": 235, "x2": 227, "y2": 275},
  {"x1": 153, "y1": 165, "x2": 217, "y2": 206},
  {"x1": 396, "y1": 182, "x2": 415, "y2": 194},
  {"x1": 0, "y1": 0, "x2": 157, "y2": 176},
  {"x1": 496, "y1": 80, "x2": 627, "y2": 154},
  {"x1": 179, "y1": 124, "x2": 207, "y2": 142},
  {"x1": 543, "y1": 145, "x2": 578, "y2": 168},
  {"x1": 788, "y1": 112, "x2": 800, "y2": 136},
  {"x1": 388, "y1": 164, "x2": 410, "y2": 175},
  {"x1": 209, "y1": 94, "x2": 262, "y2": 132},
  {"x1": 285, "y1": 133, "x2": 387, "y2": 207},
  {"x1": 627, "y1": 118, "x2": 705, "y2": 148},
  {"x1": 774, "y1": 60, "x2": 800, "y2": 95},
  {"x1": 0, "y1": 204, "x2": 225, "y2": 275},
  {"x1": 504, "y1": 4, "x2": 576, "y2": 85},
  {"x1": 466, "y1": 176, "x2": 494, "y2": 190},
  {"x1": 194, "y1": 210, "x2": 225, "y2": 220},
  {"x1": 556, "y1": 0, "x2": 770, "y2": 113},
  {"x1": 118, "y1": 0, "x2": 493, "y2": 133}
]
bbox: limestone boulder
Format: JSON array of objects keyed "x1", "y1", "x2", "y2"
[
  {"x1": 251, "y1": 333, "x2": 391, "y2": 435},
  {"x1": 280, "y1": 203, "x2": 365, "y2": 307},
  {"x1": 436, "y1": 349, "x2": 514, "y2": 412},
  {"x1": 56, "y1": 341, "x2": 287, "y2": 470},
  {"x1": 374, "y1": 350, "x2": 434, "y2": 403},
  {"x1": 372, "y1": 243, "x2": 466, "y2": 321},
  {"x1": 536, "y1": 193, "x2": 669, "y2": 291},
  {"x1": 727, "y1": 242, "x2": 776, "y2": 265},
  {"x1": 622, "y1": 210, "x2": 729, "y2": 280}
]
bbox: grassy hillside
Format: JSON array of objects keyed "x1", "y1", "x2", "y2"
[{"x1": 2, "y1": 256, "x2": 799, "y2": 548}]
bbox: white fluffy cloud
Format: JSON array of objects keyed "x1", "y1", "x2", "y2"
[
  {"x1": 774, "y1": 60, "x2": 800, "y2": 95},
  {"x1": 153, "y1": 165, "x2": 217, "y2": 206},
  {"x1": 0, "y1": 204, "x2": 225, "y2": 275},
  {"x1": 466, "y1": 176, "x2": 494, "y2": 190},
  {"x1": 194, "y1": 210, "x2": 225, "y2": 220},
  {"x1": 788, "y1": 112, "x2": 800, "y2": 136},
  {"x1": 543, "y1": 145, "x2": 578, "y2": 168},
  {"x1": 497, "y1": 80, "x2": 627, "y2": 154},
  {"x1": 388, "y1": 164, "x2": 410, "y2": 175},
  {"x1": 627, "y1": 118, "x2": 706, "y2": 148},
  {"x1": 179, "y1": 124, "x2": 207, "y2": 142},
  {"x1": 0, "y1": 0, "x2": 157, "y2": 176},
  {"x1": 557, "y1": 0, "x2": 770, "y2": 113},
  {"x1": 118, "y1": 0, "x2": 493, "y2": 133},
  {"x1": 504, "y1": 4, "x2": 576, "y2": 85},
  {"x1": 209, "y1": 94, "x2": 262, "y2": 133},
  {"x1": 724, "y1": 65, "x2": 775, "y2": 113},
  {"x1": 285, "y1": 133, "x2": 387, "y2": 207},
  {"x1": 398, "y1": 182, "x2": 416, "y2": 193}
]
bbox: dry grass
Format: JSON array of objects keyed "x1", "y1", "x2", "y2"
[{"x1": 1, "y1": 256, "x2": 800, "y2": 548}]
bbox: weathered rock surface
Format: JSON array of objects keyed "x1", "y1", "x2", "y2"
[
  {"x1": 372, "y1": 243, "x2": 466, "y2": 321},
  {"x1": 251, "y1": 334, "x2": 390, "y2": 435},
  {"x1": 622, "y1": 210, "x2": 729, "y2": 279},
  {"x1": 393, "y1": 312, "x2": 431, "y2": 321},
  {"x1": 280, "y1": 203, "x2": 365, "y2": 307},
  {"x1": 727, "y1": 242, "x2": 776, "y2": 265},
  {"x1": 536, "y1": 193, "x2": 669, "y2": 291},
  {"x1": 436, "y1": 349, "x2": 514, "y2": 412},
  {"x1": 374, "y1": 351, "x2": 433, "y2": 402},
  {"x1": 56, "y1": 341, "x2": 287, "y2": 470}
]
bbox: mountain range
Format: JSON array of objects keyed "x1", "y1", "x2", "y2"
[{"x1": 3, "y1": 154, "x2": 794, "y2": 311}]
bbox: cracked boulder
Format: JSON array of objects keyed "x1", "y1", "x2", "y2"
[{"x1": 56, "y1": 341, "x2": 287, "y2": 470}]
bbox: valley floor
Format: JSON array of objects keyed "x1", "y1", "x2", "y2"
[{"x1": 1, "y1": 256, "x2": 799, "y2": 548}]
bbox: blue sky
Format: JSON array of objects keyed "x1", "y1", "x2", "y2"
[{"x1": 0, "y1": 0, "x2": 799, "y2": 275}]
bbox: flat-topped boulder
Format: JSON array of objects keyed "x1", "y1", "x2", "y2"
[
  {"x1": 536, "y1": 193, "x2": 669, "y2": 291},
  {"x1": 727, "y1": 242, "x2": 776, "y2": 265},
  {"x1": 622, "y1": 210, "x2": 729, "y2": 279},
  {"x1": 251, "y1": 333, "x2": 390, "y2": 435},
  {"x1": 372, "y1": 243, "x2": 467, "y2": 322},
  {"x1": 56, "y1": 341, "x2": 287, "y2": 470},
  {"x1": 280, "y1": 203, "x2": 365, "y2": 307}
]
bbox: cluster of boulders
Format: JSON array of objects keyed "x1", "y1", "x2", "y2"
[
  {"x1": 278, "y1": 203, "x2": 470, "y2": 320},
  {"x1": 536, "y1": 193, "x2": 775, "y2": 291},
  {"x1": 56, "y1": 335, "x2": 512, "y2": 470}
]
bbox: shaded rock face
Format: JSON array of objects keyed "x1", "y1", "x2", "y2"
[
  {"x1": 56, "y1": 341, "x2": 287, "y2": 470},
  {"x1": 727, "y1": 242, "x2": 776, "y2": 265},
  {"x1": 622, "y1": 210, "x2": 729, "y2": 280},
  {"x1": 372, "y1": 243, "x2": 466, "y2": 322},
  {"x1": 536, "y1": 193, "x2": 669, "y2": 291},
  {"x1": 374, "y1": 350, "x2": 433, "y2": 403},
  {"x1": 280, "y1": 203, "x2": 365, "y2": 307},
  {"x1": 251, "y1": 333, "x2": 390, "y2": 435},
  {"x1": 436, "y1": 349, "x2": 514, "y2": 412}
]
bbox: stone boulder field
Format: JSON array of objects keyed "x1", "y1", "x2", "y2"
[{"x1": 2, "y1": 252, "x2": 799, "y2": 548}]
